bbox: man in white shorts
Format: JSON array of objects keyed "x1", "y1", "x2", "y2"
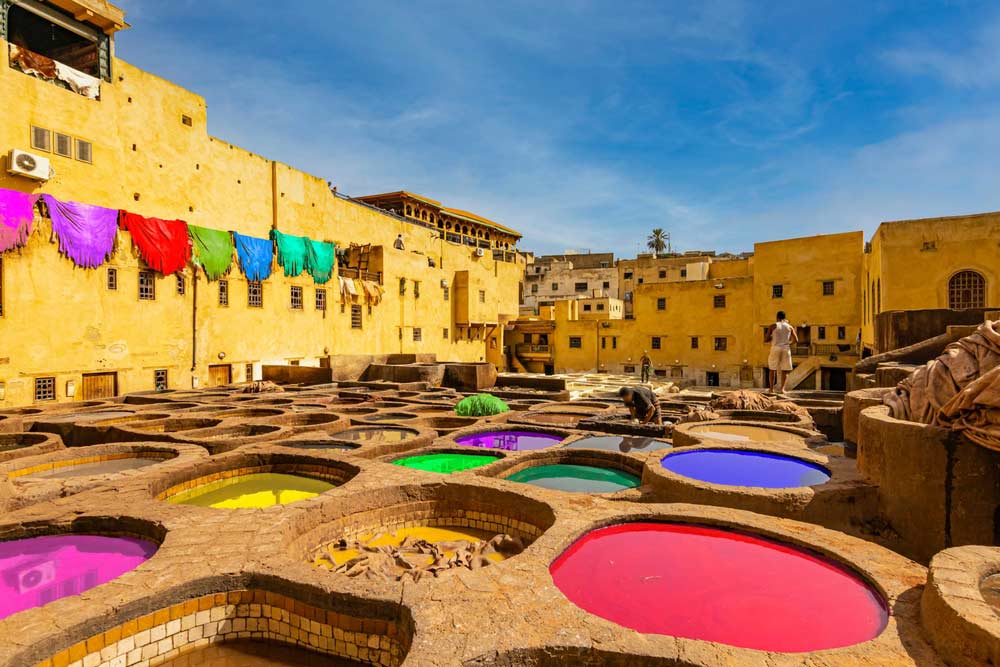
[{"x1": 768, "y1": 311, "x2": 797, "y2": 394}]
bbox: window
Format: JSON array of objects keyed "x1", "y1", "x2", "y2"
[
  {"x1": 680, "y1": 269, "x2": 687, "y2": 278},
  {"x1": 399, "y1": 277, "x2": 406, "y2": 295},
  {"x1": 31, "y1": 126, "x2": 51, "y2": 152},
  {"x1": 182, "y1": 115, "x2": 193, "y2": 126},
  {"x1": 658, "y1": 270, "x2": 666, "y2": 279},
  {"x1": 34, "y1": 377, "x2": 55, "y2": 401},
  {"x1": 949, "y1": 270, "x2": 986, "y2": 309},
  {"x1": 612, "y1": 337, "x2": 617, "y2": 349},
  {"x1": 414, "y1": 281, "x2": 420, "y2": 299},
  {"x1": 351, "y1": 304, "x2": 362, "y2": 328},
  {"x1": 714, "y1": 337, "x2": 727, "y2": 351},
  {"x1": 656, "y1": 297, "x2": 666, "y2": 310},
  {"x1": 651, "y1": 336, "x2": 661, "y2": 350},
  {"x1": 818, "y1": 326, "x2": 826, "y2": 340},
  {"x1": 624, "y1": 272, "x2": 633, "y2": 279},
  {"x1": 575, "y1": 282, "x2": 588, "y2": 292},
  {"x1": 176, "y1": 275, "x2": 185, "y2": 295},
  {"x1": 248, "y1": 281, "x2": 263, "y2": 308},
  {"x1": 624, "y1": 365, "x2": 635, "y2": 373},
  {"x1": 479, "y1": 290, "x2": 486, "y2": 303},
  {"x1": 551, "y1": 283, "x2": 559, "y2": 291},
  {"x1": 138, "y1": 270, "x2": 155, "y2": 300},
  {"x1": 245, "y1": 363, "x2": 255, "y2": 381},
  {"x1": 154, "y1": 369, "x2": 168, "y2": 390},
  {"x1": 290, "y1": 286, "x2": 303, "y2": 309},
  {"x1": 713, "y1": 295, "x2": 726, "y2": 308},
  {"x1": 443, "y1": 328, "x2": 449, "y2": 340},
  {"x1": 822, "y1": 281, "x2": 835, "y2": 296},
  {"x1": 530, "y1": 284, "x2": 538, "y2": 294},
  {"x1": 583, "y1": 304, "x2": 592, "y2": 311},
  {"x1": 75, "y1": 139, "x2": 93, "y2": 164},
  {"x1": 602, "y1": 281, "x2": 610, "y2": 289},
  {"x1": 691, "y1": 337, "x2": 699, "y2": 349},
  {"x1": 444, "y1": 286, "x2": 451, "y2": 300},
  {"x1": 838, "y1": 326, "x2": 847, "y2": 340},
  {"x1": 772, "y1": 284, "x2": 783, "y2": 299},
  {"x1": 315, "y1": 288, "x2": 327, "y2": 311},
  {"x1": 218, "y1": 280, "x2": 229, "y2": 306},
  {"x1": 54, "y1": 132, "x2": 72, "y2": 157},
  {"x1": 569, "y1": 336, "x2": 582, "y2": 349},
  {"x1": 638, "y1": 278, "x2": 644, "y2": 284},
  {"x1": 597, "y1": 303, "x2": 605, "y2": 311},
  {"x1": 412, "y1": 328, "x2": 422, "y2": 342},
  {"x1": 106, "y1": 267, "x2": 117, "y2": 290}
]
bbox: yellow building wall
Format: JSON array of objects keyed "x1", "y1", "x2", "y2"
[{"x1": 0, "y1": 42, "x2": 523, "y2": 407}]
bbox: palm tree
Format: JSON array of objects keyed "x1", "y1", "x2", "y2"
[{"x1": 647, "y1": 229, "x2": 669, "y2": 256}]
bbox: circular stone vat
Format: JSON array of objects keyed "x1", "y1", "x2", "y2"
[
  {"x1": 661, "y1": 449, "x2": 830, "y2": 488},
  {"x1": 334, "y1": 427, "x2": 419, "y2": 443},
  {"x1": 564, "y1": 435, "x2": 671, "y2": 453},
  {"x1": 281, "y1": 439, "x2": 360, "y2": 451},
  {"x1": 687, "y1": 423, "x2": 804, "y2": 443},
  {"x1": 360, "y1": 412, "x2": 418, "y2": 422},
  {"x1": 0, "y1": 535, "x2": 157, "y2": 620},
  {"x1": 37, "y1": 409, "x2": 136, "y2": 423},
  {"x1": 0, "y1": 433, "x2": 51, "y2": 453},
  {"x1": 521, "y1": 412, "x2": 584, "y2": 427},
  {"x1": 550, "y1": 522, "x2": 888, "y2": 651},
  {"x1": 506, "y1": 464, "x2": 640, "y2": 493},
  {"x1": 981, "y1": 573, "x2": 1000, "y2": 613},
  {"x1": 456, "y1": 430, "x2": 564, "y2": 451},
  {"x1": 164, "y1": 473, "x2": 336, "y2": 508},
  {"x1": 155, "y1": 642, "x2": 348, "y2": 667},
  {"x1": 25, "y1": 455, "x2": 167, "y2": 479},
  {"x1": 394, "y1": 452, "x2": 500, "y2": 474}
]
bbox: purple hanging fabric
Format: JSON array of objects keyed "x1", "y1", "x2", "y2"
[
  {"x1": 0, "y1": 188, "x2": 39, "y2": 253},
  {"x1": 42, "y1": 194, "x2": 119, "y2": 268}
]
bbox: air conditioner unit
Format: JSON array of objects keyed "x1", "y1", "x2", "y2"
[
  {"x1": 7, "y1": 150, "x2": 51, "y2": 181},
  {"x1": 440, "y1": 279, "x2": 449, "y2": 288},
  {"x1": 474, "y1": 248, "x2": 485, "y2": 257}
]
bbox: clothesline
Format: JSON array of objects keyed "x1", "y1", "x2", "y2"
[{"x1": 0, "y1": 186, "x2": 339, "y2": 286}]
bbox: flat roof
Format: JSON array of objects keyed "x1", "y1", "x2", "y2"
[{"x1": 355, "y1": 191, "x2": 521, "y2": 238}]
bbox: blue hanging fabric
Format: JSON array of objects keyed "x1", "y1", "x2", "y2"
[{"x1": 233, "y1": 232, "x2": 274, "y2": 281}]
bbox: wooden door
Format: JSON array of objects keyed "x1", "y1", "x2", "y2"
[
  {"x1": 81, "y1": 372, "x2": 118, "y2": 400},
  {"x1": 208, "y1": 364, "x2": 232, "y2": 387}
]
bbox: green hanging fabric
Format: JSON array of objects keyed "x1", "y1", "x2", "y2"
[
  {"x1": 271, "y1": 229, "x2": 307, "y2": 277},
  {"x1": 188, "y1": 225, "x2": 233, "y2": 280},
  {"x1": 305, "y1": 239, "x2": 336, "y2": 284}
]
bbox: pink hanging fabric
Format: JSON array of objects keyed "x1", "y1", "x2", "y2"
[
  {"x1": 42, "y1": 194, "x2": 119, "y2": 268},
  {"x1": 0, "y1": 188, "x2": 39, "y2": 253}
]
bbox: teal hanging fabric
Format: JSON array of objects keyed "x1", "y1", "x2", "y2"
[
  {"x1": 188, "y1": 225, "x2": 233, "y2": 280},
  {"x1": 271, "y1": 229, "x2": 307, "y2": 277},
  {"x1": 305, "y1": 239, "x2": 336, "y2": 284}
]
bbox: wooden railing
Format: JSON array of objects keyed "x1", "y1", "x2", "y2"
[{"x1": 337, "y1": 267, "x2": 383, "y2": 284}]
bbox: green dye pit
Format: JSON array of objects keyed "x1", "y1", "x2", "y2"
[
  {"x1": 507, "y1": 464, "x2": 640, "y2": 493},
  {"x1": 393, "y1": 452, "x2": 499, "y2": 474}
]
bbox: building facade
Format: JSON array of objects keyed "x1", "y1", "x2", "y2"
[
  {"x1": 0, "y1": 0, "x2": 524, "y2": 407},
  {"x1": 521, "y1": 252, "x2": 617, "y2": 313}
]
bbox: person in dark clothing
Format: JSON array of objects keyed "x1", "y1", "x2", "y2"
[
  {"x1": 640, "y1": 351, "x2": 652, "y2": 383},
  {"x1": 619, "y1": 386, "x2": 662, "y2": 425}
]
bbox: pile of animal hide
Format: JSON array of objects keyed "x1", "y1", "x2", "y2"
[
  {"x1": 885, "y1": 321, "x2": 1000, "y2": 450},
  {"x1": 675, "y1": 406, "x2": 721, "y2": 424},
  {"x1": 241, "y1": 381, "x2": 285, "y2": 394},
  {"x1": 709, "y1": 390, "x2": 810, "y2": 419},
  {"x1": 313, "y1": 533, "x2": 525, "y2": 582}
]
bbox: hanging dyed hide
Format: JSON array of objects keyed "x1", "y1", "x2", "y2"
[
  {"x1": 271, "y1": 229, "x2": 307, "y2": 277},
  {"x1": 188, "y1": 225, "x2": 234, "y2": 280},
  {"x1": 118, "y1": 211, "x2": 192, "y2": 275},
  {"x1": 42, "y1": 194, "x2": 118, "y2": 268},
  {"x1": 233, "y1": 232, "x2": 274, "y2": 281},
  {"x1": 305, "y1": 238, "x2": 336, "y2": 284},
  {"x1": 0, "y1": 188, "x2": 39, "y2": 253}
]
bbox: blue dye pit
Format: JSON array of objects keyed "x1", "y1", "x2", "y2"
[{"x1": 661, "y1": 449, "x2": 830, "y2": 488}]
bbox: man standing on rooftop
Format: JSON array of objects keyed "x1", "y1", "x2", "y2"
[{"x1": 768, "y1": 311, "x2": 797, "y2": 394}]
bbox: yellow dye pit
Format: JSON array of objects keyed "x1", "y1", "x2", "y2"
[
  {"x1": 166, "y1": 473, "x2": 334, "y2": 508},
  {"x1": 315, "y1": 525, "x2": 506, "y2": 569}
]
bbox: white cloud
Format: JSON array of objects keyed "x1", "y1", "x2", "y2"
[{"x1": 882, "y1": 15, "x2": 1000, "y2": 88}]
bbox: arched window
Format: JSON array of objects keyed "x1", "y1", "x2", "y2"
[
  {"x1": 405, "y1": 205, "x2": 412, "y2": 216},
  {"x1": 949, "y1": 270, "x2": 986, "y2": 309}
]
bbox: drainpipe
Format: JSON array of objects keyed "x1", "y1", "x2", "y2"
[
  {"x1": 595, "y1": 320, "x2": 601, "y2": 371},
  {"x1": 191, "y1": 272, "x2": 198, "y2": 375},
  {"x1": 271, "y1": 160, "x2": 279, "y2": 230}
]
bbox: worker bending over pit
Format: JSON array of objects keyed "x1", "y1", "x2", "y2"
[{"x1": 619, "y1": 386, "x2": 663, "y2": 425}]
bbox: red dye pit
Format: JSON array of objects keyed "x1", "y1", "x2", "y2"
[{"x1": 549, "y1": 522, "x2": 888, "y2": 652}]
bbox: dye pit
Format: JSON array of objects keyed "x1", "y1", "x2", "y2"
[
  {"x1": 393, "y1": 452, "x2": 500, "y2": 474},
  {"x1": 455, "y1": 430, "x2": 563, "y2": 451},
  {"x1": 333, "y1": 427, "x2": 416, "y2": 442},
  {"x1": 563, "y1": 435, "x2": 672, "y2": 453},
  {"x1": 154, "y1": 641, "x2": 363, "y2": 667},
  {"x1": 549, "y1": 522, "x2": 888, "y2": 651},
  {"x1": 0, "y1": 535, "x2": 157, "y2": 620},
  {"x1": 165, "y1": 473, "x2": 334, "y2": 508},
  {"x1": 27, "y1": 457, "x2": 163, "y2": 479},
  {"x1": 981, "y1": 573, "x2": 1000, "y2": 615},
  {"x1": 506, "y1": 464, "x2": 640, "y2": 493},
  {"x1": 661, "y1": 449, "x2": 831, "y2": 488},
  {"x1": 687, "y1": 423, "x2": 803, "y2": 443}
]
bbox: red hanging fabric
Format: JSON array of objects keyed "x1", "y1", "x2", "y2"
[{"x1": 118, "y1": 211, "x2": 192, "y2": 275}]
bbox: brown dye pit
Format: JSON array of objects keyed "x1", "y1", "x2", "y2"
[
  {"x1": 217, "y1": 408, "x2": 285, "y2": 419},
  {"x1": 130, "y1": 418, "x2": 223, "y2": 433},
  {"x1": 362, "y1": 412, "x2": 418, "y2": 422},
  {"x1": 28, "y1": 457, "x2": 163, "y2": 479},
  {"x1": 0, "y1": 433, "x2": 50, "y2": 451},
  {"x1": 688, "y1": 424, "x2": 804, "y2": 443},
  {"x1": 39, "y1": 410, "x2": 136, "y2": 423},
  {"x1": 981, "y1": 573, "x2": 1000, "y2": 615},
  {"x1": 334, "y1": 427, "x2": 417, "y2": 443},
  {"x1": 188, "y1": 425, "x2": 283, "y2": 440},
  {"x1": 525, "y1": 412, "x2": 584, "y2": 426},
  {"x1": 155, "y1": 641, "x2": 362, "y2": 667}
]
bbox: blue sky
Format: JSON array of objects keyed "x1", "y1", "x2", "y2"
[{"x1": 115, "y1": 1, "x2": 1000, "y2": 257}]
